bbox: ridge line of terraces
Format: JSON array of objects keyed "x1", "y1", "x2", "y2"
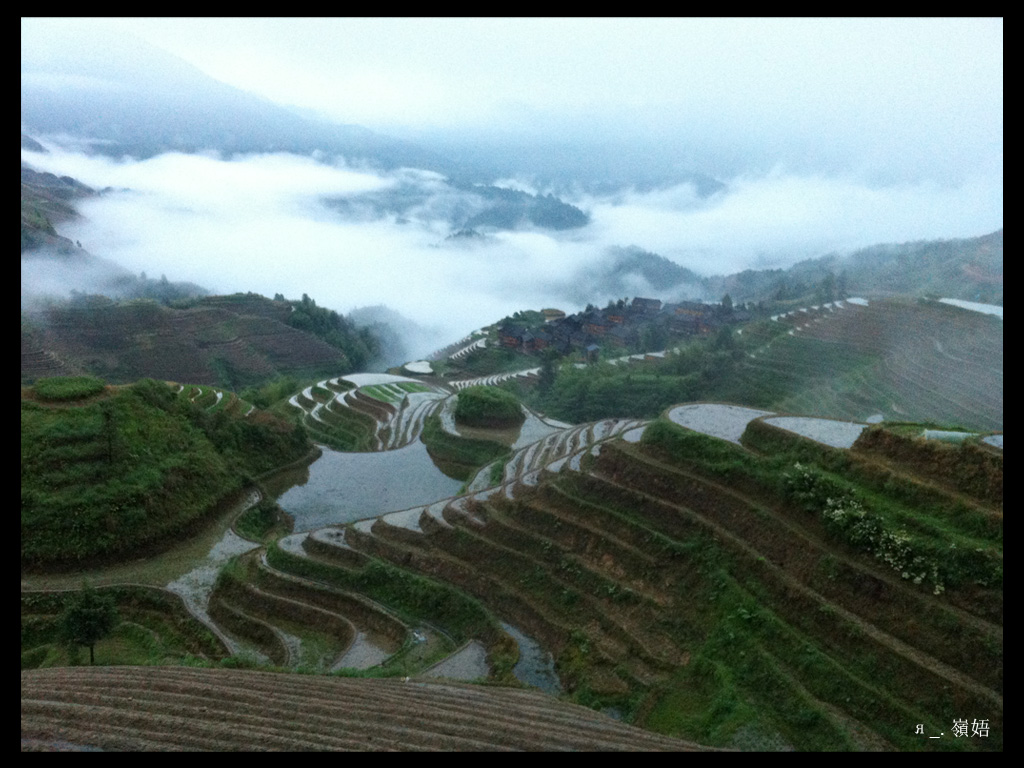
[
  {"x1": 424, "y1": 330, "x2": 487, "y2": 362},
  {"x1": 289, "y1": 376, "x2": 448, "y2": 450},
  {"x1": 353, "y1": 498, "x2": 678, "y2": 682},
  {"x1": 349, "y1": 417, "x2": 649, "y2": 538},
  {"x1": 350, "y1": 399, "x2": 988, "y2": 544},
  {"x1": 584, "y1": 459, "x2": 1003, "y2": 710},
  {"x1": 450, "y1": 367, "x2": 541, "y2": 390},
  {"x1": 254, "y1": 551, "x2": 409, "y2": 670}
]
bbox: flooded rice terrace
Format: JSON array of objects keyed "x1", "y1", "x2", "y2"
[{"x1": 275, "y1": 441, "x2": 463, "y2": 531}]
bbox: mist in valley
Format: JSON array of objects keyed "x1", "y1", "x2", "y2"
[{"x1": 21, "y1": 18, "x2": 1002, "y2": 361}]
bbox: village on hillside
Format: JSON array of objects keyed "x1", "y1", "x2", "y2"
[{"x1": 496, "y1": 296, "x2": 753, "y2": 361}]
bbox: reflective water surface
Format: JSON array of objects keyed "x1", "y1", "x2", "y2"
[{"x1": 276, "y1": 442, "x2": 463, "y2": 532}]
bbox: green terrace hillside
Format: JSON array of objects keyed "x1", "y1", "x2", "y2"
[
  {"x1": 513, "y1": 297, "x2": 1002, "y2": 432},
  {"x1": 21, "y1": 377, "x2": 310, "y2": 570},
  {"x1": 21, "y1": 292, "x2": 379, "y2": 390},
  {"x1": 308, "y1": 410, "x2": 1000, "y2": 750}
]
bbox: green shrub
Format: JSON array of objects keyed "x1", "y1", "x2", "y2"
[
  {"x1": 235, "y1": 497, "x2": 282, "y2": 541},
  {"x1": 454, "y1": 386, "x2": 525, "y2": 428},
  {"x1": 419, "y1": 414, "x2": 509, "y2": 480},
  {"x1": 33, "y1": 376, "x2": 106, "y2": 402}
]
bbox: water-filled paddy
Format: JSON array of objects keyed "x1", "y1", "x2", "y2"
[
  {"x1": 667, "y1": 404, "x2": 774, "y2": 445},
  {"x1": 764, "y1": 416, "x2": 866, "y2": 449},
  {"x1": 276, "y1": 442, "x2": 463, "y2": 531}
]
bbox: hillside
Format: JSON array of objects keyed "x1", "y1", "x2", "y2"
[
  {"x1": 22, "y1": 24, "x2": 449, "y2": 172},
  {"x1": 21, "y1": 294, "x2": 365, "y2": 389},
  {"x1": 709, "y1": 230, "x2": 1003, "y2": 307},
  {"x1": 517, "y1": 297, "x2": 1002, "y2": 432},
  {"x1": 20, "y1": 164, "x2": 94, "y2": 254},
  {"x1": 111, "y1": 370, "x2": 995, "y2": 751},
  {"x1": 21, "y1": 354, "x2": 1001, "y2": 750},
  {"x1": 21, "y1": 376, "x2": 308, "y2": 570},
  {"x1": 558, "y1": 231, "x2": 1002, "y2": 311}
]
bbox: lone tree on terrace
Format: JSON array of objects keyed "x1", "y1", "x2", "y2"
[{"x1": 58, "y1": 583, "x2": 119, "y2": 665}]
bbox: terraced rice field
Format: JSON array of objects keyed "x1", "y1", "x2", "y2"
[
  {"x1": 748, "y1": 298, "x2": 1002, "y2": 431},
  {"x1": 26, "y1": 307, "x2": 1001, "y2": 750},
  {"x1": 275, "y1": 396, "x2": 1001, "y2": 750},
  {"x1": 22, "y1": 666, "x2": 708, "y2": 751},
  {"x1": 288, "y1": 375, "x2": 448, "y2": 452},
  {"x1": 667, "y1": 404, "x2": 773, "y2": 444},
  {"x1": 763, "y1": 416, "x2": 866, "y2": 449}
]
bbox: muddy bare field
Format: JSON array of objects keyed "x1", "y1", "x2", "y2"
[{"x1": 21, "y1": 666, "x2": 713, "y2": 751}]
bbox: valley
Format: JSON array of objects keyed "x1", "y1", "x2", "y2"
[{"x1": 20, "y1": 18, "x2": 1002, "y2": 751}]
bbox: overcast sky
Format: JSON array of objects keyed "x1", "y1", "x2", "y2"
[
  {"x1": 23, "y1": 18, "x2": 1002, "y2": 178},
  {"x1": 21, "y1": 18, "x2": 1003, "y2": 356}
]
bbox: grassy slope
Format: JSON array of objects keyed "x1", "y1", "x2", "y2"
[
  {"x1": 526, "y1": 298, "x2": 1002, "y2": 432},
  {"x1": 21, "y1": 378, "x2": 308, "y2": 569}
]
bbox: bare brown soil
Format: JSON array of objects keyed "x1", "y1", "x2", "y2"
[{"x1": 21, "y1": 666, "x2": 713, "y2": 751}]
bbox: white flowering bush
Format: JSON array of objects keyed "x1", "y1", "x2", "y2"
[{"x1": 786, "y1": 464, "x2": 946, "y2": 594}]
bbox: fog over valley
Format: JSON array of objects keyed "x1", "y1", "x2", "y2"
[
  {"x1": 22, "y1": 18, "x2": 1002, "y2": 359},
  {"x1": 19, "y1": 21, "x2": 1005, "y2": 748}
]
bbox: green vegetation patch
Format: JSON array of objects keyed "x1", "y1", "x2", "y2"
[
  {"x1": 454, "y1": 385, "x2": 525, "y2": 428},
  {"x1": 22, "y1": 378, "x2": 309, "y2": 569},
  {"x1": 234, "y1": 496, "x2": 288, "y2": 542},
  {"x1": 642, "y1": 417, "x2": 1001, "y2": 593},
  {"x1": 419, "y1": 413, "x2": 510, "y2": 481},
  {"x1": 32, "y1": 375, "x2": 107, "y2": 402},
  {"x1": 854, "y1": 424, "x2": 1002, "y2": 506},
  {"x1": 22, "y1": 585, "x2": 226, "y2": 669}
]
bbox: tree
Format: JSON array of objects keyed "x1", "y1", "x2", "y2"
[
  {"x1": 58, "y1": 584, "x2": 119, "y2": 665},
  {"x1": 537, "y1": 349, "x2": 558, "y2": 395},
  {"x1": 99, "y1": 399, "x2": 117, "y2": 464}
]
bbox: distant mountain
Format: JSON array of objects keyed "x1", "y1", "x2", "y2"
[
  {"x1": 403, "y1": 132, "x2": 729, "y2": 199},
  {"x1": 459, "y1": 186, "x2": 588, "y2": 231},
  {"x1": 21, "y1": 22, "x2": 451, "y2": 172},
  {"x1": 21, "y1": 158, "x2": 211, "y2": 307},
  {"x1": 706, "y1": 230, "x2": 1003, "y2": 307},
  {"x1": 562, "y1": 246, "x2": 711, "y2": 305},
  {"x1": 20, "y1": 163, "x2": 94, "y2": 254},
  {"x1": 22, "y1": 24, "x2": 590, "y2": 234},
  {"x1": 323, "y1": 173, "x2": 589, "y2": 233},
  {"x1": 840, "y1": 229, "x2": 1003, "y2": 305}
]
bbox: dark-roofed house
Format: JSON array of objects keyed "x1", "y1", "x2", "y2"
[
  {"x1": 632, "y1": 297, "x2": 662, "y2": 314},
  {"x1": 583, "y1": 311, "x2": 610, "y2": 336},
  {"x1": 531, "y1": 328, "x2": 552, "y2": 351},
  {"x1": 498, "y1": 324, "x2": 526, "y2": 349},
  {"x1": 674, "y1": 301, "x2": 708, "y2": 317}
]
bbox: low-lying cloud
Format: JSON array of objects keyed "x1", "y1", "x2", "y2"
[{"x1": 22, "y1": 141, "x2": 1002, "y2": 360}]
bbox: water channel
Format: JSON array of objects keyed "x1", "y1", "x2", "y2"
[{"x1": 501, "y1": 622, "x2": 563, "y2": 694}]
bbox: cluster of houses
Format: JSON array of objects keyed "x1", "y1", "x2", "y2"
[{"x1": 497, "y1": 297, "x2": 751, "y2": 358}]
